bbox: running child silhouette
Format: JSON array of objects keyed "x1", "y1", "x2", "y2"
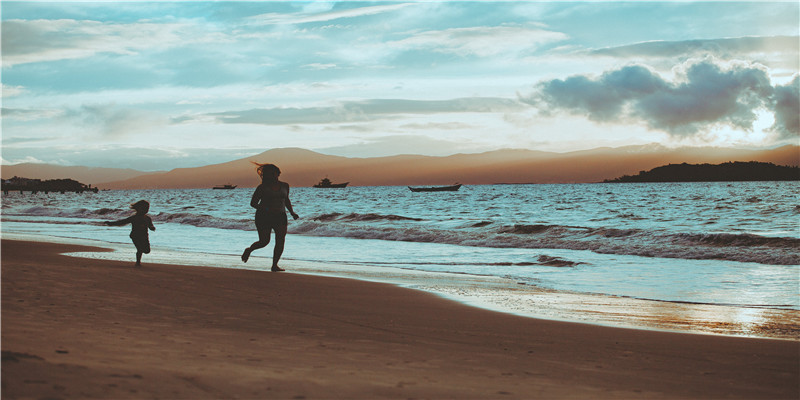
[{"x1": 105, "y1": 200, "x2": 156, "y2": 266}]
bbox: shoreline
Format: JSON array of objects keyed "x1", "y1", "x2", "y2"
[
  {"x1": 2, "y1": 238, "x2": 799, "y2": 399},
  {"x1": 7, "y1": 232, "x2": 800, "y2": 341}
]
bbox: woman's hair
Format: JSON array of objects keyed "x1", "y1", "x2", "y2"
[
  {"x1": 253, "y1": 162, "x2": 280, "y2": 180},
  {"x1": 130, "y1": 200, "x2": 150, "y2": 213}
]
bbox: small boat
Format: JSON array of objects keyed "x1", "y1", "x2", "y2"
[
  {"x1": 313, "y1": 178, "x2": 349, "y2": 188},
  {"x1": 408, "y1": 183, "x2": 462, "y2": 192},
  {"x1": 213, "y1": 184, "x2": 237, "y2": 190}
]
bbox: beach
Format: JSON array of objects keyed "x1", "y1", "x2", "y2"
[{"x1": 2, "y1": 239, "x2": 798, "y2": 399}]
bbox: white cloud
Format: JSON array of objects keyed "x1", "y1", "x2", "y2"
[
  {"x1": 205, "y1": 97, "x2": 525, "y2": 125},
  {"x1": 302, "y1": 63, "x2": 338, "y2": 70},
  {"x1": 246, "y1": 3, "x2": 414, "y2": 26},
  {"x1": 1, "y1": 83, "x2": 25, "y2": 97},
  {"x1": 1, "y1": 18, "x2": 220, "y2": 66},
  {"x1": 3, "y1": 155, "x2": 47, "y2": 165},
  {"x1": 2, "y1": 107, "x2": 63, "y2": 121},
  {"x1": 390, "y1": 25, "x2": 568, "y2": 58}
]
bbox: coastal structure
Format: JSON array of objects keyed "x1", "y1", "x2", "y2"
[{"x1": 1, "y1": 176, "x2": 99, "y2": 194}]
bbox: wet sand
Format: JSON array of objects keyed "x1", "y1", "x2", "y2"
[{"x1": 2, "y1": 239, "x2": 798, "y2": 399}]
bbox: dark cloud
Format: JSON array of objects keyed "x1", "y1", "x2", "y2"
[
  {"x1": 203, "y1": 97, "x2": 525, "y2": 125},
  {"x1": 522, "y1": 59, "x2": 799, "y2": 138},
  {"x1": 771, "y1": 76, "x2": 799, "y2": 139}
]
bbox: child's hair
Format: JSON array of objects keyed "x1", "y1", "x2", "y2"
[
  {"x1": 253, "y1": 162, "x2": 280, "y2": 180},
  {"x1": 131, "y1": 200, "x2": 150, "y2": 213}
]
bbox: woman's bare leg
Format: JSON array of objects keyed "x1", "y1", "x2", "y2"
[
  {"x1": 271, "y1": 228, "x2": 287, "y2": 271},
  {"x1": 242, "y1": 225, "x2": 271, "y2": 263}
]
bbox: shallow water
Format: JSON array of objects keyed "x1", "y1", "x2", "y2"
[{"x1": 2, "y1": 182, "x2": 799, "y2": 338}]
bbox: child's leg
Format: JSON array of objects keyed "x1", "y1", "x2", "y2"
[{"x1": 132, "y1": 236, "x2": 150, "y2": 266}]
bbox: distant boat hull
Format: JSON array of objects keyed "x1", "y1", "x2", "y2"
[
  {"x1": 213, "y1": 184, "x2": 237, "y2": 189},
  {"x1": 408, "y1": 184, "x2": 462, "y2": 192},
  {"x1": 313, "y1": 182, "x2": 349, "y2": 188}
]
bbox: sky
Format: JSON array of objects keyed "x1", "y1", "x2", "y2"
[{"x1": 2, "y1": 1, "x2": 798, "y2": 171}]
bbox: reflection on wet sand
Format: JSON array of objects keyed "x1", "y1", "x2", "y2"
[
  {"x1": 67, "y1": 244, "x2": 799, "y2": 340},
  {"x1": 421, "y1": 282, "x2": 800, "y2": 340}
]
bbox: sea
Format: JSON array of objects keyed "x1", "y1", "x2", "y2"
[{"x1": 2, "y1": 182, "x2": 799, "y2": 339}]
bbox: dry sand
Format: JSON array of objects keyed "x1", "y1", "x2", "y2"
[{"x1": 2, "y1": 239, "x2": 798, "y2": 399}]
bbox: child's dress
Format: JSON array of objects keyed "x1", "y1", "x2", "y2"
[{"x1": 109, "y1": 214, "x2": 155, "y2": 253}]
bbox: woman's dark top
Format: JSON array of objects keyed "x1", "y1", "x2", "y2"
[{"x1": 251, "y1": 182, "x2": 290, "y2": 214}]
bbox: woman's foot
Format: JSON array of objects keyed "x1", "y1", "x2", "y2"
[
  {"x1": 271, "y1": 266, "x2": 285, "y2": 272},
  {"x1": 241, "y1": 248, "x2": 251, "y2": 263}
]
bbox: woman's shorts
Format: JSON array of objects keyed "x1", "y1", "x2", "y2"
[{"x1": 255, "y1": 210, "x2": 288, "y2": 232}]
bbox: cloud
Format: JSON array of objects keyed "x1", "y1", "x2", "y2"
[
  {"x1": 522, "y1": 58, "x2": 799, "y2": 138},
  {"x1": 2, "y1": 107, "x2": 63, "y2": 121},
  {"x1": 1, "y1": 136, "x2": 57, "y2": 146},
  {"x1": 1, "y1": 18, "x2": 209, "y2": 66},
  {"x1": 0, "y1": 146, "x2": 261, "y2": 171},
  {"x1": 399, "y1": 122, "x2": 474, "y2": 131},
  {"x1": 771, "y1": 76, "x2": 800, "y2": 138},
  {"x1": 204, "y1": 97, "x2": 525, "y2": 125},
  {"x1": 591, "y1": 36, "x2": 799, "y2": 60},
  {"x1": 246, "y1": 3, "x2": 414, "y2": 26},
  {"x1": 1, "y1": 83, "x2": 25, "y2": 97},
  {"x1": 2, "y1": 155, "x2": 47, "y2": 165},
  {"x1": 302, "y1": 63, "x2": 338, "y2": 70},
  {"x1": 390, "y1": 25, "x2": 567, "y2": 58},
  {"x1": 587, "y1": 36, "x2": 800, "y2": 74},
  {"x1": 315, "y1": 135, "x2": 488, "y2": 158},
  {"x1": 71, "y1": 104, "x2": 167, "y2": 137}
]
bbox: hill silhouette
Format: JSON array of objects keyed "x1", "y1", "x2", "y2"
[
  {"x1": 4, "y1": 144, "x2": 798, "y2": 189},
  {"x1": 604, "y1": 162, "x2": 800, "y2": 182}
]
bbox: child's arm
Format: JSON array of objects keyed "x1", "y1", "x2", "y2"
[
  {"x1": 148, "y1": 216, "x2": 156, "y2": 231},
  {"x1": 105, "y1": 216, "x2": 132, "y2": 226}
]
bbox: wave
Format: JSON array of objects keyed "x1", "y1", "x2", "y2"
[
  {"x1": 5, "y1": 206, "x2": 257, "y2": 232},
  {"x1": 13, "y1": 206, "x2": 132, "y2": 220},
  {"x1": 314, "y1": 212, "x2": 423, "y2": 222},
  {"x1": 153, "y1": 212, "x2": 253, "y2": 231},
  {"x1": 5, "y1": 206, "x2": 799, "y2": 265},
  {"x1": 673, "y1": 232, "x2": 800, "y2": 248},
  {"x1": 290, "y1": 216, "x2": 799, "y2": 265}
]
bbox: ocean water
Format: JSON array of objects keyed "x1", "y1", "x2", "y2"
[{"x1": 2, "y1": 182, "x2": 799, "y2": 338}]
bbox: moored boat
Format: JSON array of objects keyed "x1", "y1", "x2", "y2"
[
  {"x1": 408, "y1": 183, "x2": 462, "y2": 192},
  {"x1": 212, "y1": 184, "x2": 237, "y2": 189},
  {"x1": 313, "y1": 178, "x2": 349, "y2": 188}
]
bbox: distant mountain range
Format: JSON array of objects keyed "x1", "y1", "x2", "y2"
[{"x1": 2, "y1": 144, "x2": 798, "y2": 189}]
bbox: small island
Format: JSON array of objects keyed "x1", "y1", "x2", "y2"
[
  {"x1": 604, "y1": 161, "x2": 799, "y2": 183},
  {"x1": 2, "y1": 176, "x2": 99, "y2": 194}
]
